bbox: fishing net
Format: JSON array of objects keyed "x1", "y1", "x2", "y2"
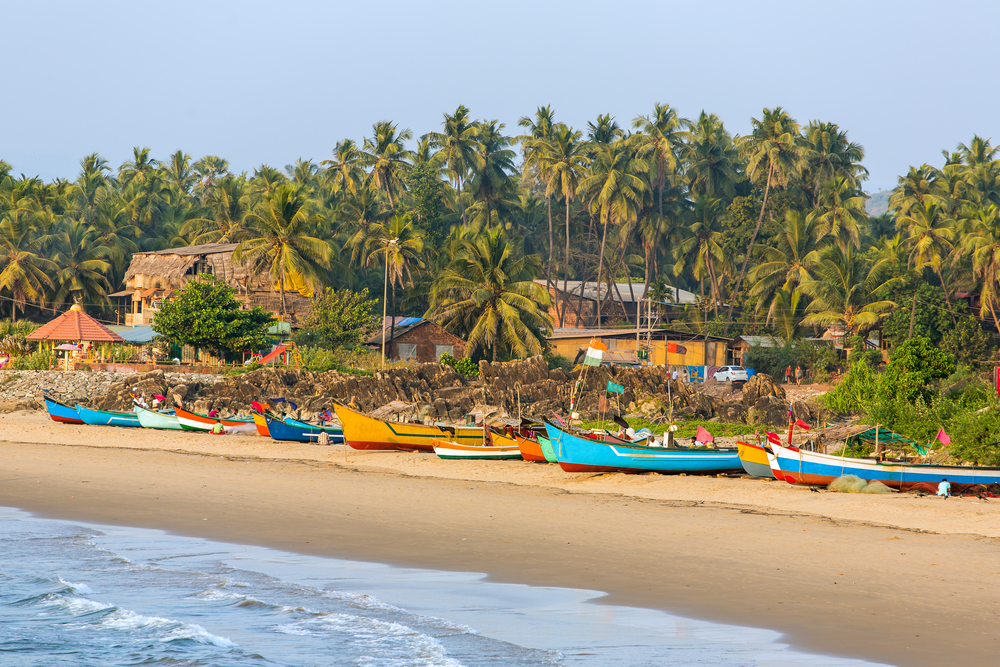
[
  {"x1": 861, "y1": 480, "x2": 894, "y2": 494},
  {"x1": 827, "y1": 475, "x2": 868, "y2": 493}
]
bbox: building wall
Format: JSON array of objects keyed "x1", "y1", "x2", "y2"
[
  {"x1": 549, "y1": 335, "x2": 727, "y2": 368},
  {"x1": 543, "y1": 287, "x2": 627, "y2": 329},
  {"x1": 388, "y1": 322, "x2": 467, "y2": 363}
]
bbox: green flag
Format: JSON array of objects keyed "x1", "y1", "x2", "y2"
[{"x1": 607, "y1": 381, "x2": 624, "y2": 394}]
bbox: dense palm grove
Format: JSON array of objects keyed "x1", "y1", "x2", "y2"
[{"x1": 2, "y1": 104, "x2": 999, "y2": 361}]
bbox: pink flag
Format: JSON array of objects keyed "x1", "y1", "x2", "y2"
[
  {"x1": 552, "y1": 412, "x2": 566, "y2": 427},
  {"x1": 695, "y1": 425, "x2": 714, "y2": 443},
  {"x1": 936, "y1": 428, "x2": 951, "y2": 446}
]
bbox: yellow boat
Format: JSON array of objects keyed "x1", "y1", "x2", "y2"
[
  {"x1": 334, "y1": 403, "x2": 485, "y2": 452},
  {"x1": 737, "y1": 440, "x2": 775, "y2": 479}
]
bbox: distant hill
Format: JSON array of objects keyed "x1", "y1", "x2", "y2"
[{"x1": 866, "y1": 190, "x2": 891, "y2": 217}]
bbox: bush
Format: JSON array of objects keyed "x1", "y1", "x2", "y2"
[
  {"x1": 823, "y1": 360, "x2": 879, "y2": 413},
  {"x1": 292, "y1": 288, "x2": 379, "y2": 350},
  {"x1": 441, "y1": 353, "x2": 479, "y2": 378},
  {"x1": 545, "y1": 352, "x2": 574, "y2": 373},
  {"x1": 744, "y1": 340, "x2": 839, "y2": 380},
  {"x1": 10, "y1": 349, "x2": 54, "y2": 370},
  {"x1": 883, "y1": 337, "x2": 955, "y2": 402}
]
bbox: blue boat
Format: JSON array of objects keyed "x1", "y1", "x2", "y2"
[
  {"x1": 544, "y1": 423, "x2": 743, "y2": 474},
  {"x1": 264, "y1": 413, "x2": 345, "y2": 444},
  {"x1": 76, "y1": 404, "x2": 141, "y2": 428},
  {"x1": 44, "y1": 395, "x2": 83, "y2": 424}
]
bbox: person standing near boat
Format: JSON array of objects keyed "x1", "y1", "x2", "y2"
[
  {"x1": 937, "y1": 478, "x2": 951, "y2": 497},
  {"x1": 795, "y1": 366, "x2": 804, "y2": 386},
  {"x1": 784, "y1": 365, "x2": 793, "y2": 384}
]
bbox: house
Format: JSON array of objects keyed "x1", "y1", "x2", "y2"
[
  {"x1": 547, "y1": 327, "x2": 732, "y2": 370},
  {"x1": 535, "y1": 280, "x2": 699, "y2": 329},
  {"x1": 110, "y1": 243, "x2": 312, "y2": 327},
  {"x1": 732, "y1": 335, "x2": 784, "y2": 366},
  {"x1": 364, "y1": 317, "x2": 467, "y2": 363}
]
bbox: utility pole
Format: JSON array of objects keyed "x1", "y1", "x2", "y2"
[{"x1": 380, "y1": 238, "x2": 398, "y2": 368}]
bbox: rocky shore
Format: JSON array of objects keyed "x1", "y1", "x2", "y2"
[{"x1": 1, "y1": 357, "x2": 820, "y2": 428}]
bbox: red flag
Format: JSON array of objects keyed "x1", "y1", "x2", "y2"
[
  {"x1": 936, "y1": 428, "x2": 951, "y2": 446},
  {"x1": 552, "y1": 412, "x2": 566, "y2": 427},
  {"x1": 766, "y1": 431, "x2": 781, "y2": 445},
  {"x1": 598, "y1": 395, "x2": 608, "y2": 411},
  {"x1": 695, "y1": 425, "x2": 714, "y2": 443},
  {"x1": 794, "y1": 419, "x2": 811, "y2": 430},
  {"x1": 251, "y1": 400, "x2": 267, "y2": 413}
]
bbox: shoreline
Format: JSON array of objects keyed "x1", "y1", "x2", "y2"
[{"x1": 2, "y1": 411, "x2": 998, "y2": 666}]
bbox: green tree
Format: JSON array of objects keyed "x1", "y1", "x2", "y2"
[
  {"x1": 428, "y1": 105, "x2": 480, "y2": 224},
  {"x1": 152, "y1": 277, "x2": 273, "y2": 356},
  {"x1": 362, "y1": 121, "x2": 413, "y2": 208},
  {"x1": 883, "y1": 336, "x2": 956, "y2": 401},
  {"x1": 800, "y1": 244, "x2": 897, "y2": 336},
  {"x1": 293, "y1": 287, "x2": 378, "y2": 349},
  {"x1": 0, "y1": 211, "x2": 56, "y2": 320}
]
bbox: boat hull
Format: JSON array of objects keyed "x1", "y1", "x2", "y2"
[
  {"x1": 738, "y1": 441, "x2": 775, "y2": 479},
  {"x1": 771, "y1": 442, "x2": 1000, "y2": 488},
  {"x1": 514, "y1": 433, "x2": 547, "y2": 462},
  {"x1": 537, "y1": 435, "x2": 558, "y2": 463},
  {"x1": 44, "y1": 395, "x2": 83, "y2": 424},
  {"x1": 264, "y1": 413, "x2": 345, "y2": 444},
  {"x1": 175, "y1": 407, "x2": 256, "y2": 433},
  {"x1": 76, "y1": 405, "x2": 141, "y2": 428},
  {"x1": 135, "y1": 405, "x2": 182, "y2": 430},
  {"x1": 432, "y1": 439, "x2": 523, "y2": 460},
  {"x1": 334, "y1": 404, "x2": 484, "y2": 452},
  {"x1": 545, "y1": 424, "x2": 742, "y2": 474},
  {"x1": 251, "y1": 411, "x2": 271, "y2": 437}
]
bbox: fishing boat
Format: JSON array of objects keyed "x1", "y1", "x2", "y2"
[
  {"x1": 770, "y1": 441, "x2": 1000, "y2": 488},
  {"x1": 264, "y1": 413, "x2": 345, "y2": 444},
  {"x1": 175, "y1": 406, "x2": 257, "y2": 434},
  {"x1": 432, "y1": 439, "x2": 523, "y2": 460},
  {"x1": 43, "y1": 395, "x2": 83, "y2": 424},
  {"x1": 135, "y1": 405, "x2": 182, "y2": 430},
  {"x1": 537, "y1": 434, "x2": 558, "y2": 463},
  {"x1": 76, "y1": 404, "x2": 141, "y2": 428},
  {"x1": 334, "y1": 403, "x2": 484, "y2": 452},
  {"x1": 737, "y1": 441, "x2": 775, "y2": 479},
  {"x1": 545, "y1": 423, "x2": 742, "y2": 474},
  {"x1": 251, "y1": 410, "x2": 271, "y2": 437},
  {"x1": 514, "y1": 433, "x2": 548, "y2": 462}
]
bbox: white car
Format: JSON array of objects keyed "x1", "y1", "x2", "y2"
[{"x1": 713, "y1": 366, "x2": 749, "y2": 382}]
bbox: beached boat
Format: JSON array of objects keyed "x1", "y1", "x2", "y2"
[
  {"x1": 43, "y1": 395, "x2": 83, "y2": 424},
  {"x1": 545, "y1": 423, "x2": 742, "y2": 474},
  {"x1": 251, "y1": 410, "x2": 271, "y2": 437},
  {"x1": 264, "y1": 413, "x2": 344, "y2": 444},
  {"x1": 175, "y1": 406, "x2": 257, "y2": 434},
  {"x1": 770, "y1": 441, "x2": 1000, "y2": 488},
  {"x1": 76, "y1": 404, "x2": 141, "y2": 428},
  {"x1": 737, "y1": 441, "x2": 775, "y2": 479},
  {"x1": 514, "y1": 433, "x2": 548, "y2": 462},
  {"x1": 135, "y1": 405, "x2": 182, "y2": 430},
  {"x1": 432, "y1": 439, "x2": 523, "y2": 460},
  {"x1": 537, "y1": 434, "x2": 558, "y2": 463},
  {"x1": 334, "y1": 403, "x2": 484, "y2": 452}
]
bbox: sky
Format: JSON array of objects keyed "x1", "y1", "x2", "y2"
[{"x1": 4, "y1": 0, "x2": 998, "y2": 192}]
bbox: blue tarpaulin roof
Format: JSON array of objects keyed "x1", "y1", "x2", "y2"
[{"x1": 115, "y1": 326, "x2": 157, "y2": 343}]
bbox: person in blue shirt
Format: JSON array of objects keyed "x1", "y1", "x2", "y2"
[{"x1": 937, "y1": 478, "x2": 951, "y2": 497}]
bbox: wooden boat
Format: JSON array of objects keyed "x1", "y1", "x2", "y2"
[
  {"x1": 175, "y1": 406, "x2": 257, "y2": 433},
  {"x1": 537, "y1": 434, "x2": 558, "y2": 463},
  {"x1": 43, "y1": 395, "x2": 83, "y2": 424},
  {"x1": 251, "y1": 410, "x2": 271, "y2": 437},
  {"x1": 334, "y1": 403, "x2": 484, "y2": 452},
  {"x1": 770, "y1": 441, "x2": 1000, "y2": 488},
  {"x1": 432, "y1": 439, "x2": 523, "y2": 460},
  {"x1": 264, "y1": 412, "x2": 345, "y2": 444},
  {"x1": 545, "y1": 423, "x2": 742, "y2": 474},
  {"x1": 76, "y1": 404, "x2": 141, "y2": 428},
  {"x1": 514, "y1": 433, "x2": 547, "y2": 462},
  {"x1": 737, "y1": 441, "x2": 775, "y2": 479},
  {"x1": 135, "y1": 405, "x2": 182, "y2": 430}
]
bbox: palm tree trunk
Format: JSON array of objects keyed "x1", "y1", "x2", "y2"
[
  {"x1": 561, "y1": 195, "x2": 571, "y2": 328},
  {"x1": 279, "y1": 255, "x2": 287, "y2": 320},
  {"x1": 596, "y1": 215, "x2": 611, "y2": 329},
  {"x1": 577, "y1": 210, "x2": 596, "y2": 327},
  {"x1": 389, "y1": 282, "x2": 396, "y2": 356},
  {"x1": 457, "y1": 174, "x2": 467, "y2": 226},
  {"x1": 724, "y1": 161, "x2": 774, "y2": 335},
  {"x1": 546, "y1": 193, "x2": 554, "y2": 291},
  {"x1": 934, "y1": 267, "x2": 958, "y2": 326}
]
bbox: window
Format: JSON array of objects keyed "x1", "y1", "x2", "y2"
[
  {"x1": 397, "y1": 343, "x2": 417, "y2": 360},
  {"x1": 435, "y1": 344, "x2": 454, "y2": 359}
]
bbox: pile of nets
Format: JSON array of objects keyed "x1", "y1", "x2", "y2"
[{"x1": 827, "y1": 475, "x2": 895, "y2": 494}]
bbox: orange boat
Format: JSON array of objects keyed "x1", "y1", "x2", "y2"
[{"x1": 514, "y1": 433, "x2": 547, "y2": 462}]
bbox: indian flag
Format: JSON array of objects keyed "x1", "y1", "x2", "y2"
[{"x1": 583, "y1": 340, "x2": 608, "y2": 367}]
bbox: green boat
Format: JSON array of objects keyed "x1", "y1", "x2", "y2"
[
  {"x1": 135, "y1": 405, "x2": 182, "y2": 430},
  {"x1": 538, "y1": 434, "x2": 558, "y2": 463}
]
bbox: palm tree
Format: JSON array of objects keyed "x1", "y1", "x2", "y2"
[
  {"x1": 800, "y1": 244, "x2": 896, "y2": 336},
  {"x1": 814, "y1": 176, "x2": 868, "y2": 248},
  {"x1": 365, "y1": 214, "x2": 425, "y2": 350},
  {"x1": 770, "y1": 287, "x2": 807, "y2": 341},
  {"x1": 45, "y1": 220, "x2": 113, "y2": 310},
  {"x1": 799, "y1": 121, "x2": 867, "y2": 204},
  {"x1": 684, "y1": 111, "x2": 741, "y2": 200},
  {"x1": 540, "y1": 124, "x2": 589, "y2": 325},
  {"x1": 518, "y1": 108, "x2": 559, "y2": 288},
  {"x1": 162, "y1": 150, "x2": 196, "y2": 194},
  {"x1": 234, "y1": 184, "x2": 331, "y2": 319},
  {"x1": 0, "y1": 211, "x2": 57, "y2": 320},
  {"x1": 961, "y1": 204, "x2": 1000, "y2": 330},
  {"x1": 673, "y1": 197, "x2": 728, "y2": 316},
  {"x1": 362, "y1": 121, "x2": 413, "y2": 208},
  {"x1": 888, "y1": 165, "x2": 944, "y2": 217},
  {"x1": 578, "y1": 140, "x2": 648, "y2": 325},
  {"x1": 586, "y1": 114, "x2": 624, "y2": 148},
  {"x1": 633, "y1": 103, "x2": 688, "y2": 240},
  {"x1": 427, "y1": 105, "x2": 480, "y2": 224},
  {"x1": 898, "y1": 201, "x2": 957, "y2": 323},
  {"x1": 958, "y1": 135, "x2": 999, "y2": 167},
  {"x1": 467, "y1": 120, "x2": 517, "y2": 228},
  {"x1": 428, "y1": 227, "x2": 551, "y2": 361},
  {"x1": 182, "y1": 175, "x2": 253, "y2": 244},
  {"x1": 727, "y1": 107, "x2": 802, "y2": 333},
  {"x1": 339, "y1": 186, "x2": 387, "y2": 268},
  {"x1": 118, "y1": 146, "x2": 159, "y2": 186},
  {"x1": 192, "y1": 155, "x2": 230, "y2": 200},
  {"x1": 748, "y1": 209, "x2": 823, "y2": 323},
  {"x1": 321, "y1": 139, "x2": 366, "y2": 198}
]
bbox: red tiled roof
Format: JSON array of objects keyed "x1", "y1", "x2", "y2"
[{"x1": 26, "y1": 307, "x2": 125, "y2": 343}]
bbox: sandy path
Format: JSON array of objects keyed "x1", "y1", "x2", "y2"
[{"x1": 1, "y1": 411, "x2": 998, "y2": 667}]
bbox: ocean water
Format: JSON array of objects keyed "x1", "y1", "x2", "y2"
[{"x1": 0, "y1": 507, "x2": 891, "y2": 667}]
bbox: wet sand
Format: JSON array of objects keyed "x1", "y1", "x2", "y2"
[{"x1": 1, "y1": 411, "x2": 997, "y2": 666}]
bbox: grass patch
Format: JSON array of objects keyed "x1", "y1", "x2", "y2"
[{"x1": 578, "y1": 418, "x2": 760, "y2": 439}]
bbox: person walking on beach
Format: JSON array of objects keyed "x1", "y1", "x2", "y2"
[
  {"x1": 937, "y1": 478, "x2": 951, "y2": 497},
  {"x1": 795, "y1": 366, "x2": 804, "y2": 385},
  {"x1": 785, "y1": 365, "x2": 793, "y2": 384}
]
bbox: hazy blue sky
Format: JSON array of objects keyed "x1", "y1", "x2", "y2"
[{"x1": 5, "y1": 0, "x2": 997, "y2": 191}]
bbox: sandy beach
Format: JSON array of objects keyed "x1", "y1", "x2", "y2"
[{"x1": 1, "y1": 410, "x2": 997, "y2": 666}]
